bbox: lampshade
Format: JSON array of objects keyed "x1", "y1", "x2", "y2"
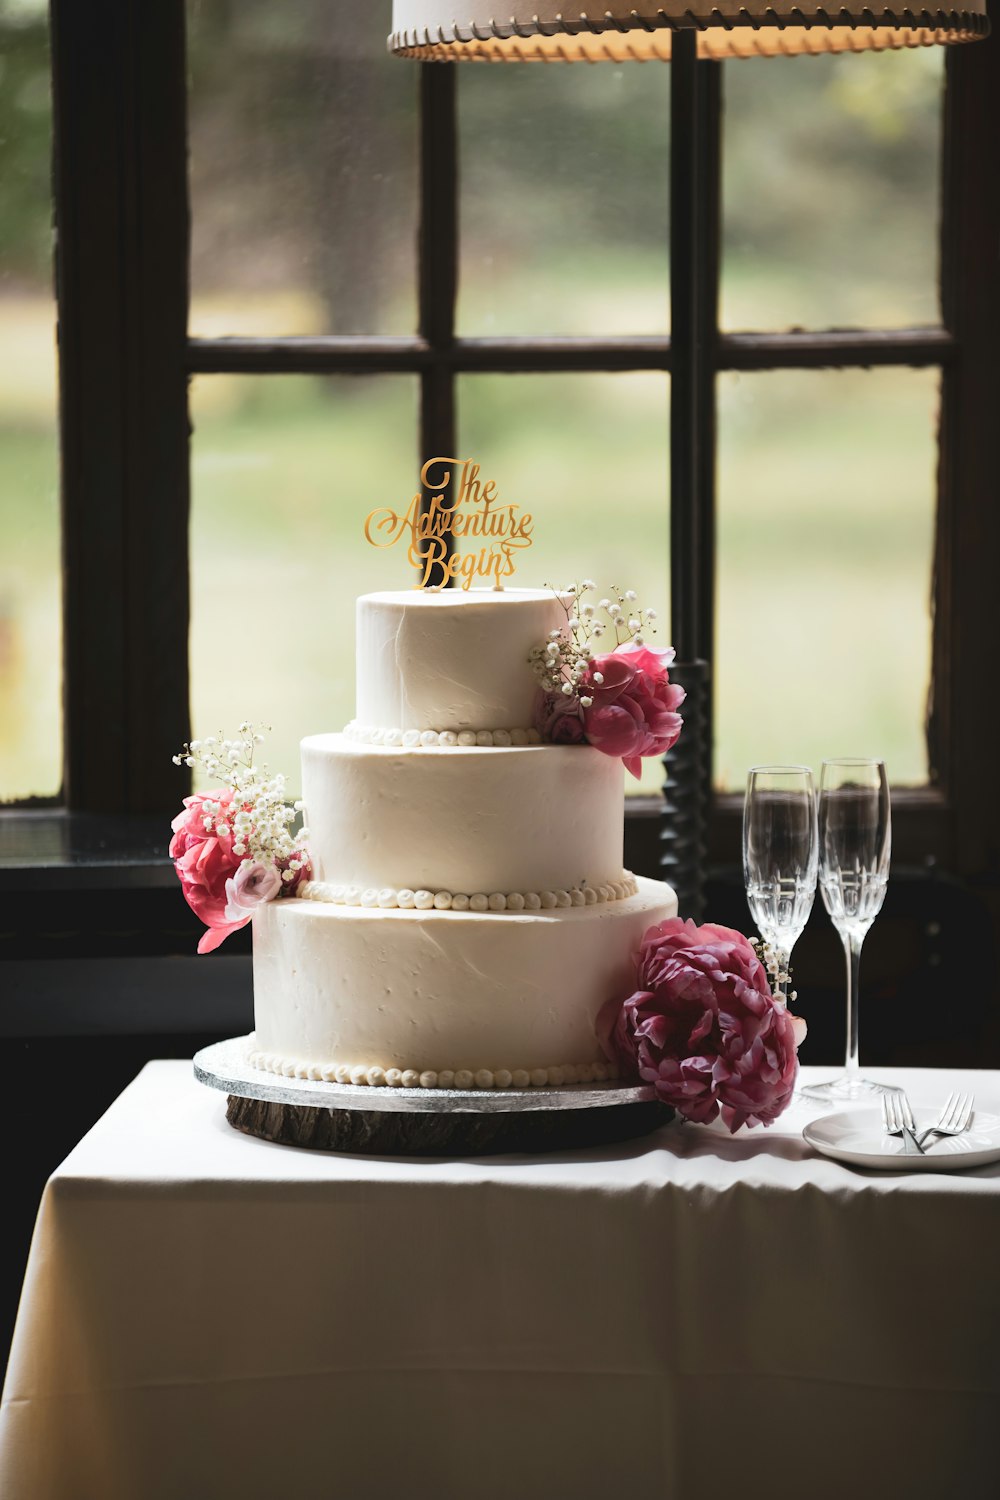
[{"x1": 389, "y1": 2, "x2": 989, "y2": 60}]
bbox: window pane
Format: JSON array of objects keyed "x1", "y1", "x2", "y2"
[
  {"x1": 459, "y1": 67, "x2": 670, "y2": 336},
  {"x1": 715, "y1": 367, "x2": 937, "y2": 789},
  {"x1": 189, "y1": 376, "x2": 417, "y2": 793},
  {"x1": 460, "y1": 373, "x2": 670, "y2": 794},
  {"x1": 187, "y1": 0, "x2": 417, "y2": 337},
  {"x1": 0, "y1": 0, "x2": 61, "y2": 802},
  {"x1": 722, "y1": 51, "x2": 943, "y2": 332}
]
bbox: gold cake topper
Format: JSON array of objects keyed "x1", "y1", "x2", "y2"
[{"x1": 364, "y1": 458, "x2": 534, "y2": 590}]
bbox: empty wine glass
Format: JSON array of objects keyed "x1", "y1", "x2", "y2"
[
  {"x1": 743, "y1": 766, "x2": 818, "y2": 998},
  {"x1": 800, "y1": 757, "x2": 891, "y2": 1101}
]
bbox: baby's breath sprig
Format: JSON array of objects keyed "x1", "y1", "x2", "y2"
[
  {"x1": 749, "y1": 937, "x2": 797, "y2": 1005},
  {"x1": 597, "y1": 585, "x2": 658, "y2": 650},
  {"x1": 527, "y1": 581, "x2": 659, "y2": 708},
  {"x1": 172, "y1": 723, "x2": 309, "y2": 883}
]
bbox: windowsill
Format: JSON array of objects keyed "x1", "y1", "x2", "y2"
[
  {"x1": 0, "y1": 810, "x2": 176, "y2": 892},
  {"x1": 0, "y1": 811, "x2": 249, "y2": 1029}
]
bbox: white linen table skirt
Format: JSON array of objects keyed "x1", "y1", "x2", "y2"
[{"x1": 1, "y1": 1061, "x2": 998, "y2": 1500}]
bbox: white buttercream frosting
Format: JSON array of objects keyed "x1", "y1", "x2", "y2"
[
  {"x1": 355, "y1": 588, "x2": 570, "y2": 733},
  {"x1": 301, "y1": 734, "x2": 625, "y2": 897},
  {"x1": 344, "y1": 721, "x2": 541, "y2": 748},
  {"x1": 298, "y1": 875, "x2": 639, "y2": 910},
  {"x1": 247, "y1": 1042, "x2": 620, "y2": 1091}
]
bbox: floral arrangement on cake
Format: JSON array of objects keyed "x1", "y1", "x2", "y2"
[
  {"x1": 529, "y1": 582, "x2": 684, "y2": 776},
  {"x1": 597, "y1": 918, "x2": 806, "y2": 1132},
  {"x1": 169, "y1": 725, "x2": 310, "y2": 954}
]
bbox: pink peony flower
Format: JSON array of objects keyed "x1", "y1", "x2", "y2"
[
  {"x1": 169, "y1": 790, "x2": 248, "y2": 954},
  {"x1": 581, "y1": 643, "x2": 684, "y2": 779},
  {"x1": 532, "y1": 688, "x2": 587, "y2": 745},
  {"x1": 596, "y1": 917, "x2": 803, "y2": 1132},
  {"x1": 224, "y1": 859, "x2": 283, "y2": 923}
]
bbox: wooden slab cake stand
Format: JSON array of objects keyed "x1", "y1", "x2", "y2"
[{"x1": 194, "y1": 1037, "x2": 673, "y2": 1156}]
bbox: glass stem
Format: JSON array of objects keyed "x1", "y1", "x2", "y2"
[
  {"x1": 774, "y1": 945, "x2": 791, "y2": 1003},
  {"x1": 842, "y1": 928, "x2": 864, "y2": 1082}
]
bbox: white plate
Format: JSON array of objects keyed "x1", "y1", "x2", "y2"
[{"x1": 803, "y1": 1106, "x2": 1000, "y2": 1171}]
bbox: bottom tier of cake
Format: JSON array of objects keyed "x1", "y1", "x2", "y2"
[{"x1": 250, "y1": 874, "x2": 677, "y2": 1088}]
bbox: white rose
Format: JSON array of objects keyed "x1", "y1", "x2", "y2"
[{"x1": 224, "y1": 859, "x2": 283, "y2": 922}]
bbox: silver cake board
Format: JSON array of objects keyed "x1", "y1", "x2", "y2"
[{"x1": 194, "y1": 1036, "x2": 674, "y2": 1156}]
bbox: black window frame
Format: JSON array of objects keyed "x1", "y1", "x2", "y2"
[{"x1": 5, "y1": 0, "x2": 999, "y2": 928}]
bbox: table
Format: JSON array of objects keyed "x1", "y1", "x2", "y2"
[{"x1": 2, "y1": 1063, "x2": 998, "y2": 1500}]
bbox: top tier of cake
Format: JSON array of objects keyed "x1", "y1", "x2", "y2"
[{"x1": 354, "y1": 588, "x2": 569, "y2": 733}]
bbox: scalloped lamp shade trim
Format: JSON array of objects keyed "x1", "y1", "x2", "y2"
[{"x1": 388, "y1": 3, "x2": 989, "y2": 59}]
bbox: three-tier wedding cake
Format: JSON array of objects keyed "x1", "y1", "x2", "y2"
[{"x1": 248, "y1": 587, "x2": 679, "y2": 1089}]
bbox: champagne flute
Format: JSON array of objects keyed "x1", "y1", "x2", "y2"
[
  {"x1": 743, "y1": 766, "x2": 818, "y2": 998},
  {"x1": 801, "y1": 757, "x2": 891, "y2": 1100}
]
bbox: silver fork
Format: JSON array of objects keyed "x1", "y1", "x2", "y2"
[
  {"x1": 882, "y1": 1091, "x2": 925, "y2": 1155},
  {"x1": 917, "y1": 1091, "x2": 975, "y2": 1148}
]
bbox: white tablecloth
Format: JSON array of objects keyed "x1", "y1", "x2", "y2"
[{"x1": 2, "y1": 1063, "x2": 998, "y2": 1500}]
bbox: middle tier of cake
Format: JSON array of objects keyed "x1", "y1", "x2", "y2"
[{"x1": 302, "y1": 734, "x2": 626, "y2": 896}]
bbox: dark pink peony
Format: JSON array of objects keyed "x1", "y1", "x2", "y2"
[
  {"x1": 169, "y1": 789, "x2": 248, "y2": 954},
  {"x1": 532, "y1": 688, "x2": 586, "y2": 745},
  {"x1": 580, "y1": 644, "x2": 684, "y2": 779},
  {"x1": 596, "y1": 917, "x2": 803, "y2": 1132}
]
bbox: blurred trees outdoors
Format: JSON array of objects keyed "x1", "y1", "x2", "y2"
[
  {"x1": 0, "y1": 0, "x2": 60, "y2": 801},
  {"x1": 0, "y1": 2, "x2": 49, "y2": 287},
  {"x1": 187, "y1": 0, "x2": 416, "y2": 336},
  {"x1": 1, "y1": 0, "x2": 944, "y2": 796},
  {"x1": 2, "y1": 2, "x2": 944, "y2": 329}
]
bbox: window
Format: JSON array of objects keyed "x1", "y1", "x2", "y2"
[
  {"x1": 6, "y1": 0, "x2": 1000, "y2": 924},
  {"x1": 0, "y1": 0, "x2": 60, "y2": 802}
]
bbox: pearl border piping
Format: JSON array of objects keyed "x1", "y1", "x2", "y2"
[
  {"x1": 344, "y1": 721, "x2": 541, "y2": 748},
  {"x1": 296, "y1": 873, "x2": 639, "y2": 912},
  {"x1": 248, "y1": 1048, "x2": 620, "y2": 1091}
]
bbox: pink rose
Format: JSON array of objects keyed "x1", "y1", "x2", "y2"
[
  {"x1": 532, "y1": 688, "x2": 586, "y2": 745},
  {"x1": 169, "y1": 790, "x2": 248, "y2": 954},
  {"x1": 224, "y1": 859, "x2": 283, "y2": 923},
  {"x1": 596, "y1": 917, "x2": 803, "y2": 1132},
  {"x1": 581, "y1": 643, "x2": 684, "y2": 778}
]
